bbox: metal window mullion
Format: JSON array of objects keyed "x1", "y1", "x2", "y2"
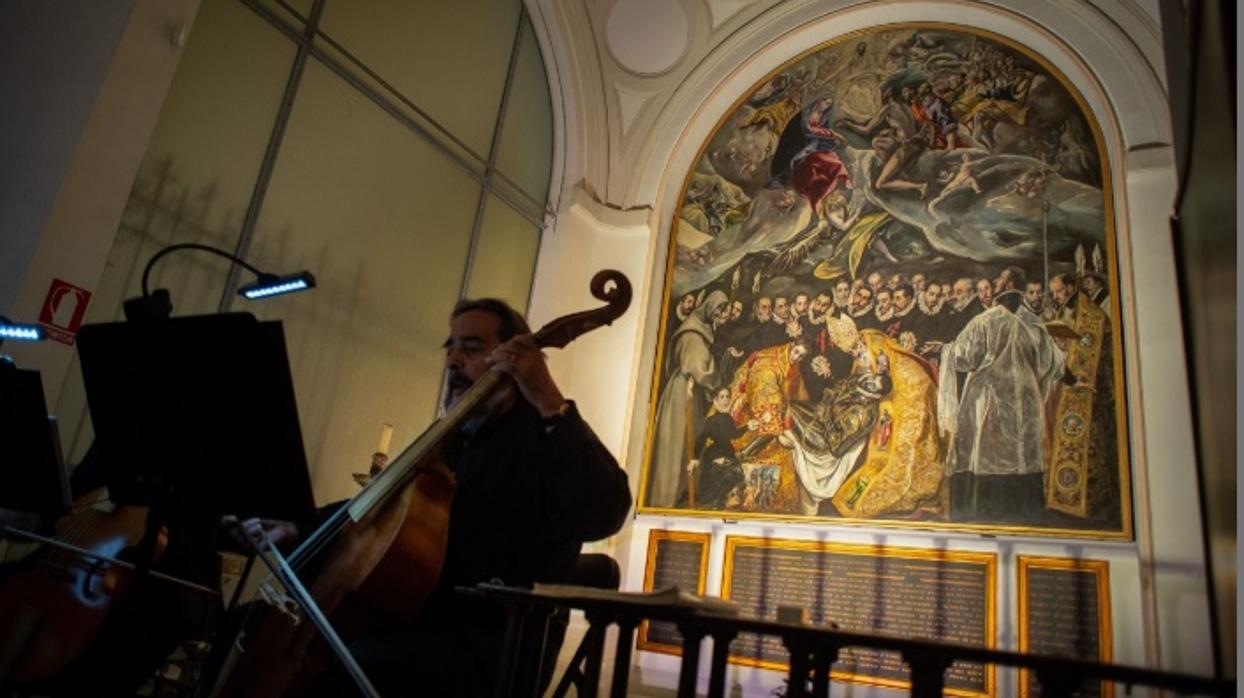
[
  {"x1": 237, "y1": 0, "x2": 548, "y2": 232},
  {"x1": 491, "y1": 168, "x2": 544, "y2": 211},
  {"x1": 313, "y1": 29, "x2": 487, "y2": 165},
  {"x1": 300, "y1": 63, "x2": 549, "y2": 228},
  {"x1": 305, "y1": 40, "x2": 545, "y2": 231},
  {"x1": 457, "y1": 9, "x2": 528, "y2": 302},
  {"x1": 217, "y1": 0, "x2": 327, "y2": 312}
]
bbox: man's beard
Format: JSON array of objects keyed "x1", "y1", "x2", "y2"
[{"x1": 444, "y1": 369, "x2": 473, "y2": 410}]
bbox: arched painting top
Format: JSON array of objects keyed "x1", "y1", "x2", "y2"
[{"x1": 639, "y1": 23, "x2": 1131, "y2": 540}]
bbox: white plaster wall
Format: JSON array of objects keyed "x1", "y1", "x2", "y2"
[
  {"x1": 529, "y1": 198, "x2": 652, "y2": 473},
  {"x1": 528, "y1": 0, "x2": 1214, "y2": 690},
  {"x1": 0, "y1": 0, "x2": 136, "y2": 314},
  {"x1": 1120, "y1": 145, "x2": 1208, "y2": 673},
  {"x1": 527, "y1": 196, "x2": 657, "y2": 568},
  {"x1": 2, "y1": 0, "x2": 202, "y2": 405}
]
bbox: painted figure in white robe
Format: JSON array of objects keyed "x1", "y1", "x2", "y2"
[
  {"x1": 938, "y1": 290, "x2": 1067, "y2": 522},
  {"x1": 784, "y1": 367, "x2": 891, "y2": 516},
  {"x1": 648, "y1": 290, "x2": 730, "y2": 508}
]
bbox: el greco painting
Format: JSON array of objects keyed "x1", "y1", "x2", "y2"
[{"x1": 640, "y1": 25, "x2": 1132, "y2": 538}]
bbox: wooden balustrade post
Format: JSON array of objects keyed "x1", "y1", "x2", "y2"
[
  {"x1": 675, "y1": 622, "x2": 707, "y2": 698},
  {"x1": 810, "y1": 640, "x2": 841, "y2": 697},
  {"x1": 706, "y1": 628, "x2": 737, "y2": 698},
  {"x1": 1035, "y1": 667, "x2": 1084, "y2": 696},
  {"x1": 783, "y1": 638, "x2": 813, "y2": 698},
  {"x1": 493, "y1": 602, "x2": 529, "y2": 698},
  {"x1": 513, "y1": 604, "x2": 553, "y2": 697},
  {"x1": 904, "y1": 651, "x2": 951, "y2": 698},
  {"x1": 580, "y1": 611, "x2": 611, "y2": 698},
  {"x1": 609, "y1": 617, "x2": 638, "y2": 697}
]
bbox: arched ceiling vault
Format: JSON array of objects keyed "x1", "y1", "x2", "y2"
[{"x1": 528, "y1": 0, "x2": 1169, "y2": 215}]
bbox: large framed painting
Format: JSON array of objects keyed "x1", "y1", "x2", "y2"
[{"x1": 639, "y1": 24, "x2": 1132, "y2": 538}]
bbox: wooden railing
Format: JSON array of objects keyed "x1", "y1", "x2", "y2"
[{"x1": 467, "y1": 584, "x2": 1235, "y2": 698}]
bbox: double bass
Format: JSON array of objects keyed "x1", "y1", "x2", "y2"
[{"x1": 212, "y1": 270, "x2": 631, "y2": 696}]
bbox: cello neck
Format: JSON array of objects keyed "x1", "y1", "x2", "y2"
[{"x1": 346, "y1": 369, "x2": 505, "y2": 523}]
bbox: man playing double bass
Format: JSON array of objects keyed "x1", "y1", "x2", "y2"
[{"x1": 231, "y1": 298, "x2": 633, "y2": 695}]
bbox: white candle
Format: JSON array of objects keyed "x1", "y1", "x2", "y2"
[{"x1": 376, "y1": 422, "x2": 394, "y2": 456}]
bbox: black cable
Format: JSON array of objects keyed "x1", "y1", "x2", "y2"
[{"x1": 141, "y1": 243, "x2": 268, "y2": 299}]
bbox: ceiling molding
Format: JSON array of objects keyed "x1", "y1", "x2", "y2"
[
  {"x1": 613, "y1": 82, "x2": 657, "y2": 136},
  {"x1": 527, "y1": 0, "x2": 610, "y2": 211},
  {"x1": 628, "y1": 0, "x2": 1174, "y2": 209},
  {"x1": 706, "y1": 0, "x2": 758, "y2": 30},
  {"x1": 602, "y1": 0, "x2": 692, "y2": 77},
  {"x1": 533, "y1": 0, "x2": 1173, "y2": 213}
]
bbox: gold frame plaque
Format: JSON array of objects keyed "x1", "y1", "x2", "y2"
[
  {"x1": 721, "y1": 536, "x2": 996, "y2": 697},
  {"x1": 636, "y1": 529, "x2": 711, "y2": 655},
  {"x1": 1017, "y1": 556, "x2": 1112, "y2": 698}
]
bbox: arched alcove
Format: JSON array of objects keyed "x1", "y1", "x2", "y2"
[{"x1": 537, "y1": 2, "x2": 1212, "y2": 691}]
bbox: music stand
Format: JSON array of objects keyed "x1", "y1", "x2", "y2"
[
  {"x1": 78, "y1": 313, "x2": 379, "y2": 696},
  {"x1": 0, "y1": 363, "x2": 69, "y2": 518},
  {"x1": 76, "y1": 312, "x2": 316, "y2": 525}
]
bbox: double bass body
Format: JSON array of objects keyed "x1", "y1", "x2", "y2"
[{"x1": 217, "y1": 456, "x2": 455, "y2": 697}]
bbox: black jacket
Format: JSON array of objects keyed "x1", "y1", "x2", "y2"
[{"x1": 427, "y1": 399, "x2": 631, "y2": 622}]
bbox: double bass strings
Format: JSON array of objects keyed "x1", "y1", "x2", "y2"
[
  {"x1": 251, "y1": 530, "x2": 380, "y2": 698},
  {"x1": 285, "y1": 429, "x2": 426, "y2": 574},
  {"x1": 287, "y1": 504, "x2": 352, "y2": 572}
]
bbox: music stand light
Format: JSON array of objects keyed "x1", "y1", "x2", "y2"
[
  {"x1": 0, "y1": 316, "x2": 45, "y2": 343},
  {"x1": 238, "y1": 271, "x2": 316, "y2": 300},
  {"x1": 126, "y1": 243, "x2": 315, "y2": 320}
]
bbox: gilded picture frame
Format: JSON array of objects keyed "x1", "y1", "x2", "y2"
[
  {"x1": 720, "y1": 536, "x2": 997, "y2": 696},
  {"x1": 638, "y1": 23, "x2": 1132, "y2": 540},
  {"x1": 636, "y1": 529, "x2": 712, "y2": 655},
  {"x1": 1017, "y1": 556, "x2": 1113, "y2": 697}
]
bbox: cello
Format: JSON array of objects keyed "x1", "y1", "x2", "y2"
[
  {"x1": 0, "y1": 497, "x2": 169, "y2": 688},
  {"x1": 210, "y1": 269, "x2": 631, "y2": 696}
]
